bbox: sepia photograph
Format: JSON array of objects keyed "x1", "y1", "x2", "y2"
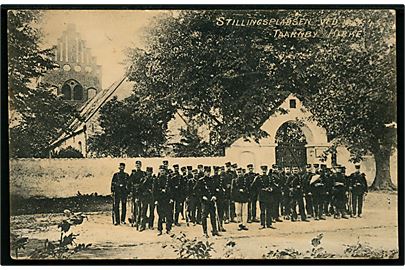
[{"x1": 2, "y1": 5, "x2": 403, "y2": 263}]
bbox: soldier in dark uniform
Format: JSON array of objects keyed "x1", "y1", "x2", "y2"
[
  {"x1": 128, "y1": 160, "x2": 146, "y2": 228},
  {"x1": 163, "y1": 160, "x2": 169, "y2": 170},
  {"x1": 278, "y1": 167, "x2": 287, "y2": 217},
  {"x1": 246, "y1": 164, "x2": 259, "y2": 223},
  {"x1": 232, "y1": 167, "x2": 250, "y2": 230},
  {"x1": 188, "y1": 168, "x2": 201, "y2": 225},
  {"x1": 283, "y1": 167, "x2": 293, "y2": 220},
  {"x1": 197, "y1": 164, "x2": 204, "y2": 178},
  {"x1": 251, "y1": 165, "x2": 276, "y2": 229},
  {"x1": 111, "y1": 163, "x2": 130, "y2": 225},
  {"x1": 270, "y1": 164, "x2": 283, "y2": 223},
  {"x1": 180, "y1": 166, "x2": 188, "y2": 221},
  {"x1": 222, "y1": 162, "x2": 235, "y2": 223},
  {"x1": 184, "y1": 166, "x2": 194, "y2": 225},
  {"x1": 230, "y1": 163, "x2": 238, "y2": 222},
  {"x1": 290, "y1": 166, "x2": 309, "y2": 222},
  {"x1": 323, "y1": 165, "x2": 334, "y2": 216},
  {"x1": 302, "y1": 164, "x2": 315, "y2": 218},
  {"x1": 349, "y1": 165, "x2": 368, "y2": 218},
  {"x1": 138, "y1": 167, "x2": 155, "y2": 231},
  {"x1": 171, "y1": 164, "x2": 185, "y2": 226},
  {"x1": 215, "y1": 166, "x2": 227, "y2": 232},
  {"x1": 194, "y1": 166, "x2": 220, "y2": 238},
  {"x1": 332, "y1": 165, "x2": 349, "y2": 219},
  {"x1": 153, "y1": 165, "x2": 174, "y2": 235},
  {"x1": 310, "y1": 165, "x2": 326, "y2": 221}
]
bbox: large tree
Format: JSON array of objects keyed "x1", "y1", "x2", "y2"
[
  {"x1": 301, "y1": 10, "x2": 397, "y2": 190},
  {"x1": 8, "y1": 10, "x2": 78, "y2": 157},
  {"x1": 124, "y1": 9, "x2": 396, "y2": 189}
]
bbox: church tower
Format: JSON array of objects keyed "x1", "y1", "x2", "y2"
[{"x1": 44, "y1": 24, "x2": 102, "y2": 108}]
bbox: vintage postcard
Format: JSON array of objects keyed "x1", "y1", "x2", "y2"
[{"x1": 2, "y1": 6, "x2": 403, "y2": 264}]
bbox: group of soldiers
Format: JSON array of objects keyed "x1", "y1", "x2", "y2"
[{"x1": 111, "y1": 160, "x2": 368, "y2": 237}]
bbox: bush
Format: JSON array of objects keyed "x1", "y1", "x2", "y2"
[{"x1": 54, "y1": 146, "x2": 83, "y2": 158}]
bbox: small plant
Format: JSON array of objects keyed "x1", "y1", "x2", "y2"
[
  {"x1": 344, "y1": 241, "x2": 399, "y2": 259},
  {"x1": 223, "y1": 240, "x2": 244, "y2": 259},
  {"x1": 262, "y1": 234, "x2": 335, "y2": 259},
  {"x1": 28, "y1": 210, "x2": 91, "y2": 259},
  {"x1": 304, "y1": 233, "x2": 335, "y2": 259},
  {"x1": 10, "y1": 233, "x2": 28, "y2": 258},
  {"x1": 262, "y1": 248, "x2": 303, "y2": 259},
  {"x1": 167, "y1": 232, "x2": 215, "y2": 259}
]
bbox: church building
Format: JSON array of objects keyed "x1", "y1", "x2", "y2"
[{"x1": 43, "y1": 24, "x2": 102, "y2": 108}]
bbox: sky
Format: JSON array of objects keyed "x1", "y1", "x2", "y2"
[{"x1": 40, "y1": 10, "x2": 169, "y2": 88}]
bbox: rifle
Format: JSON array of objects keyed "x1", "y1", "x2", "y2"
[
  {"x1": 214, "y1": 200, "x2": 221, "y2": 231},
  {"x1": 347, "y1": 190, "x2": 352, "y2": 215},
  {"x1": 112, "y1": 192, "x2": 115, "y2": 225}
]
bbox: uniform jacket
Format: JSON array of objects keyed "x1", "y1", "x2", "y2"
[
  {"x1": 211, "y1": 174, "x2": 226, "y2": 200},
  {"x1": 129, "y1": 169, "x2": 146, "y2": 196},
  {"x1": 349, "y1": 172, "x2": 368, "y2": 193},
  {"x1": 222, "y1": 170, "x2": 236, "y2": 198},
  {"x1": 245, "y1": 172, "x2": 257, "y2": 195},
  {"x1": 231, "y1": 174, "x2": 250, "y2": 203},
  {"x1": 251, "y1": 174, "x2": 273, "y2": 203},
  {"x1": 170, "y1": 171, "x2": 186, "y2": 201},
  {"x1": 111, "y1": 171, "x2": 130, "y2": 194},
  {"x1": 270, "y1": 172, "x2": 282, "y2": 195},
  {"x1": 153, "y1": 174, "x2": 172, "y2": 202},
  {"x1": 302, "y1": 172, "x2": 314, "y2": 194},
  {"x1": 194, "y1": 175, "x2": 217, "y2": 202},
  {"x1": 310, "y1": 173, "x2": 326, "y2": 195},
  {"x1": 138, "y1": 174, "x2": 154, "y2": 200}
]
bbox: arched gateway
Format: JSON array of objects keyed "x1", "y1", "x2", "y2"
[{"x1": 225, "y1": 94, "x2": 330, "y2": 171}]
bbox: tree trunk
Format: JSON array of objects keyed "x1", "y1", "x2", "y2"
[{"x1": 370, "y1": 146, "x2": 396, "y2": 191}]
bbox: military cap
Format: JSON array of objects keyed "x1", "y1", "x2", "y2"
[
  {"x1": 220, "y1": 166, "x2": 225, "y2": 170},
  {"x1": 204, "y1": 166, "x2": 211, "y2": 172},
  {"x1": 181, "y1": 166, "x2": 187, "y2": 171},
  {"x1": 247, "y1": 164, "x2": 254, "y2": 168},
  {"x1": 355, "y1": 164, "x2": 361, "y2": 169},
  {"x1": 192, "y1": 169, "x2": 198, "y2": 173},
  {"x1": 198, "y1": 164, "x2": 204, "y2": 168},
  {"x1": 119, "y1": 162, "x2": 125, "y2": 166},
  {"x1": 146, "y1": 167, "x2": 153, "y2": 172},
  {"x1": 187, "y1": 166, "x2": 193, "y2": 170},
  {"x1": 173, "y1": 164, "x2": 179, "y2": 168},
  {"x1": 159, "y1": 165, "x2": 165, "y2": 169},
  {"x1": 213, "y1": 166, "x2": 219, "y2": 171},
  {"x1": 313, "y1": 164, "x2": 320, "y2": 168},
  {"x1": 261, "y1": 165, "x2": 268, "y2": 170},
  {"x1": 163, "y1": 160, "x2": 169, "y2": 165},
  {"x1": 320, "y1": 164, "x2": 327, "y2": 169},
  {"x1": 225, "y1": 162, "x2": 232, "y2": 167},
  {"x1": 306, "y1": 164, "x2": 312, "y2": 168},
  {"x1": 272, "y1": 164, "x2": 278, "y2": 169},
  {"x1": 232, "y1": 163, "x2": 238, "y2": 168},
  {"x1": 135, "y1": 160, "x2": 142, "y2": 165},
  {"x1": 236, "y1": 167, "x2": 242, "y2": 171}
]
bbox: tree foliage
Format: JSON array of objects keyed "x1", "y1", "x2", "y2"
[
  {"x1": 171, "y1": 126, "x2": 218, "y2": 157},
  {"x1": 8, "y1": 10, "x2": 79, "y2": 158},
  {"x1": 88, "y1": 96, "x2": 170, "y2": 157},
  {"x1": 123, "y1": 9, "x2": 396, "y2": 189}
]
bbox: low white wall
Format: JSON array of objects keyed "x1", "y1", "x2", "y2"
[{"x1": 10, "y1": 157, "x2": 226, "y2": 199}]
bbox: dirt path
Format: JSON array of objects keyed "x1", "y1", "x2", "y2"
[{"x1": 10, "y1": 192, "x2": 399, "y2": 259}]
